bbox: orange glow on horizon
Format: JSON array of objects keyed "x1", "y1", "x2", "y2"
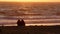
[{"x1": 0, "y1": 0, "x2": 60, "y2": 2}]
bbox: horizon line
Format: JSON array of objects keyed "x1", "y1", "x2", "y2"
[{"x1": 0, "y1": 1, "x2": 60, "y2": 3}]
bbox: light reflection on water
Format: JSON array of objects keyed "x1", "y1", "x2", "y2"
[
  {"x1": 0, "y1": 23, "x2": 60, "y2": 26},
  {"x1": 0, "y1": 19, "x2": 60, "y2": 26}
]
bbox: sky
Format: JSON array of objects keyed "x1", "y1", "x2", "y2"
[{"x1": 0, "y1": 0, "x2": 60, "y2": 2}]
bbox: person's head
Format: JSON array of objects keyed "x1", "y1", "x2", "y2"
[{"x1": 18, "y1": 18, "x2": 22, "y2": 21}]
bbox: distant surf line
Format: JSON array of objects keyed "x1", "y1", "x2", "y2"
[{"x1": 0, "y1": 23, "x2": 60, "y2": 26}]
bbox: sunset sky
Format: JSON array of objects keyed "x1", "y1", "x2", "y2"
[{"x1": 0, "y1": 0, "x2": 60, "y2": 2}]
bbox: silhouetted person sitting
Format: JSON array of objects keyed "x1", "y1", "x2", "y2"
[{"x1": 17, "y1": 19, "x2": 25, "y2": 26}]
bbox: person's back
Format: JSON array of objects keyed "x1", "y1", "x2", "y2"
[{"x1": 17, "y1": 19, "x2": 25, "y2": 26}]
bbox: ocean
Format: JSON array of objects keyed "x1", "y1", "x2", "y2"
[{"x1": 0, "y1": 2, "x2": 60, "y2": 26}]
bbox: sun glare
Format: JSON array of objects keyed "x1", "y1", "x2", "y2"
[{"x1": 0, "y1": 0, "x2": 60, "y2": 2}]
